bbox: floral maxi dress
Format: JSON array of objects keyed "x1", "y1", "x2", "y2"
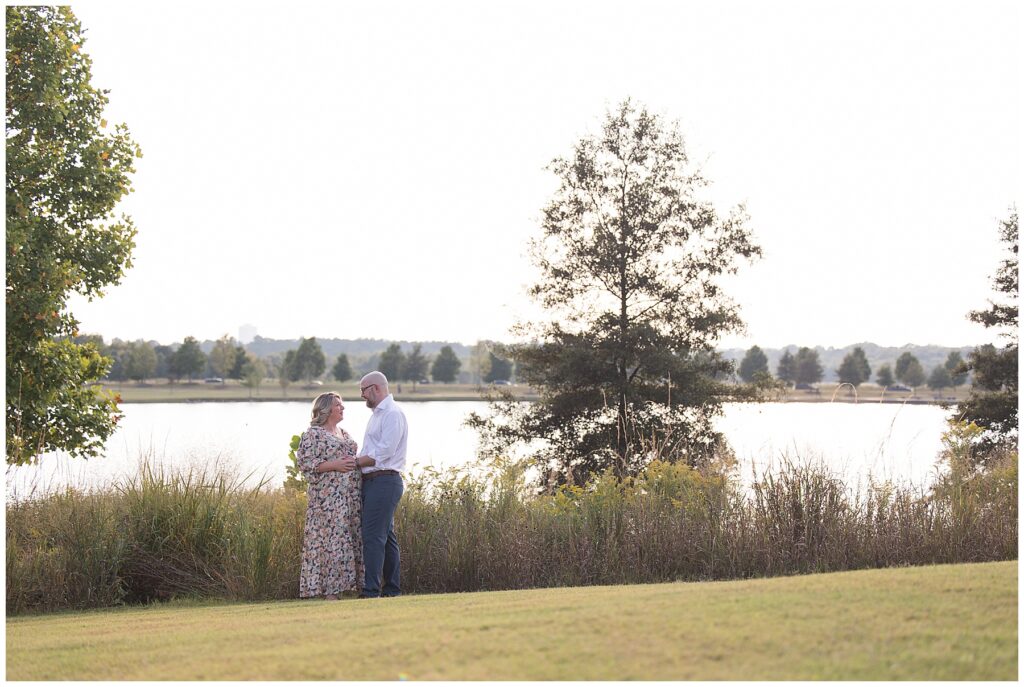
[{"x1": 297, "y1": 425, "x2": 364, "y2": 597}]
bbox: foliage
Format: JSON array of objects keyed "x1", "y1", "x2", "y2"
[
  {"x1": 6, "y1": 7, "x2": 140, "y2": 465},
  {"x1": 836, "y1": 346, "x2": 870, "y2": 387},
  {"x1": 287, "y1": 337, "x2": 325, "y2": 383},
  {"x1": 469, "y1": 100, "x2": 762, "y2": 484},
  {"x1": 944, "y1": 351, "x2": 967, "y2": 387},
  {"x1": 404, "y1": 343, "x2": 429, "y2": 385},
  {"x1": 431, "y1": 345, "x2": 462, "y2": 383},
  {"x1": 124, "y1": 340, "x2": 157, "y2": 383},
  {"x1": 378, "y1": 343, "x2": 406, "y2": 382},
  {"x1": 776, "y1": 350, "x2": 796, "y2": 385},
  {"x1": 170, "y1": 337, "x2": 206, "y2": 383},
  {"x1": 483, "y1": 350, "x2": 513, "y2": 383},
  {"x1": 957, "y1": 208, "x2": 1018, "y2": 458},
  {"x1": 794, "y1": 347, "x2": 823, "y2": 385},
  {"x1": 738, "y1": 345, "x2": 769, "y2": 383},
  {"x1": 875, "y1": 364, "x2": 894, "y2": 388},
  {"x1": 7, "y1": 444, "x2": 1016, "y2": 615},
  {"x1": 331, "y1": 353, "x2": 352, "y2": 382},
  {"x1": 927, "y1": 364, "x2": 952, "y2": 390},
  {"x1": 283, "y1": 434, "x2": 306, "y2": 492},
  {"x1": 227, "y1": 345, "x2": 247, "y2": 379},
  {"x1": 894, "y1": 352, "x2": 925, "y2": 387},
  {"x1": 208, "y1": 335, "x2": 237, "y2": 381},
  {"x1": 240, "y1": 355, "x2": 265, "y2": 397}
]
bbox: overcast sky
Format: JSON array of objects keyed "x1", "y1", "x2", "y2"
[{"x1": 65, "y1": 0, "x2": 1021, "y2": 350}]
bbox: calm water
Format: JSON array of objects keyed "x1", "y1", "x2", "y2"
[{"x1": 6, "y1": 400, "x2": 953, "y2": 499}]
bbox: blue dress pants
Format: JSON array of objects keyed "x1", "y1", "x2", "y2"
[{"x1": 361, "y1": 473, "x2": 403, "y2": 597}]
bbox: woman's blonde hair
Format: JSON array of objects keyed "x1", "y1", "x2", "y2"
[{"x1": 310, "y1": 392, "x2": 342, "y2": 426}]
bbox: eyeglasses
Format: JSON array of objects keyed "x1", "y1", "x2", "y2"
[{"x1": 360, "y1": 383, "x2": 377, "y2": 393}]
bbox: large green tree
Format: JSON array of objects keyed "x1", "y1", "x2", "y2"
[
  {"x1": 331, "y1": 353, "x2": 352, "y2": 382},
  {"x1": 430, "y1": 345, "x2": 461, "y2": 383},
  {"x1": 483, "y1": 350, "x2": 513, "y2": 383},
  {"x1": 837, "y1": 346, "x2": 871, "y2": 387},
  {"x1": 378, "y1": 343, "x2": 406, "y2": 383},
  {"x1": 957, "y1": 208, "x2": 1018, "y2": 457},
  {"x1": 738, "y1": 345, "x2": 769, "y2": 383},
  {"x1": 776, "y1": 350, "x2": 796, "y2": 386},
  {"x1": 875, "y1": 363, "x2": 895, "y2": 388},
  {"x1": 289, "y1": 337, "x2": 325, "y2": 384},
  {"x1": 208, "y1": 335, "x2": 237, "y2": 382},
  {"x1": 794, "y1": 347, "x2": 823, "y2": 385},
  {"x1": 6, "y1": 7, "x2": 140, "y2": 465},
  {"x1": 124, "y1": 340, "x2": 156, "y2": 383},
  {"x1": 404, "y1": 344, "x2": 429, "y2": 389},
  {"x1": 170, "y1": 336, "x2": 206, "y2": 383},
  {"x1": 944, "y1": 351, "x2": 968, "y2": 388},
  {"x1": 895, "y1": 352, "x2": 925, "y2": 387},
  {"x1": 469, "y1": 100, "x2": 761, "y2": 484}
]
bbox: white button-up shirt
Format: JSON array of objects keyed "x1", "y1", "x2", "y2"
[{"x1": 360, "y1": 394, "x2": 407, "y2": 474}]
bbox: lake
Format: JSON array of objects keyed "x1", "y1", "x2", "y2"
[{"x1": 6, "y1": 400, "x2": 954, "y2": 499}]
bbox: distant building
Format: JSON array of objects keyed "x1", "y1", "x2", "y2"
[{"x1": 238, "y1": 324, "x2": 257, "y2": 344}]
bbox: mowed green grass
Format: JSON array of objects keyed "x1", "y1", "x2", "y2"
[{"x1": 6, "y1": 561, "x2": 1016, "y2": 680}]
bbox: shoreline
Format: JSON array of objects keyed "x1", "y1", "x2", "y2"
[{"x1": 100, "y1": 382, "x2": 963, "y2": 407}]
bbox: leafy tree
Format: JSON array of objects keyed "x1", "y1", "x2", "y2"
[
  {"x1": 958, "y1": 208, "x2": 1018, "y2": 456},
  {"x1": 468, "y1": 100, "x2": 761, "y2": 484},
  {"x1": 154, "y1": 344, "x2": 174, "y2": 379},
  {"x1": 836, "y1": 346, "x2": 871, "y2": 387},
  {"x1": 6, "y1": 7, "x2": 140, "y2": 465},
  {"x1": 102, "y1": 339, "x2": 131, "y2": 382},
  {"x1": 895, "y1": 352, "x2": 925, "y2": 387},
  {"x1": 278, "y1": 352, "x2": 294, "y2": 397},
  {"x1": 240, "y1": 355, "x2": 266, "y2": 399},
  {"x1": 927, "y1": 364, "x2": 952, "y2": 391},
  {"x1": 124, "y1": 340, "x2": 157, "y2": 383},
  {"x1": 776, "y1": 350, "x2": 796, "y2": 386},
  {"x1": 875, "y1": 364, "x2": 895, "y2": 388},
  {"x1": 903, "y1": 358, "x2": 926, "y2": 388},
  {"x1": 208, "y1": 335, "x2": 237, "y2": 382},
  {"x1": 738, "y1": 345, "x2": 769, "y2": 383},
  {"x1": 331, "y1": 353, "x2": 353, "y2": 382},
  {"x1": 469, "y1": 341, "x2": 492, "y2": 384},
  {"x1": 171, "y1": 336, "x2": 206, "y2": 383},
  {"x1": 405, "y1": 344, "x2": 430, "y2": 389},
  {"x1": 431, "y1": 345, "x2": 461, "y2": 383},
  {"x1": 378, "y1": 343, "x2": 406, "y2": 382},
  {"x1": 944, "y1": 351, "x2": 967, "y2": 388},
  {"x1": 228, "y1": 345, "x2": 247, "y2": 380},
  {"x1": 483, "y1": 351, "x2": 513, "y2": 383},
  {"x1": 289, "y1": 337, "x2": 325, "y2": 384},
  {"x1": 794, "y1": 348, "x2": 823, "y2": 385}
]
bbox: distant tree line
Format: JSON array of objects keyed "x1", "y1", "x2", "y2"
[
  {"x1": 84, "y1": 335, "x2": 518, "y2": 390},
  {"x1": 737, "y1": 344, "x2": 969, "y2": 391}
]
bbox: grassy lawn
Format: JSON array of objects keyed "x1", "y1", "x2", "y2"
[{"x1": 6, "y1": 561, "x2": 1016, "y2": 680}]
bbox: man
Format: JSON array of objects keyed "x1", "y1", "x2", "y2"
[{"x1": 354, "y1": 370, "x2": 407, "y2": 598}]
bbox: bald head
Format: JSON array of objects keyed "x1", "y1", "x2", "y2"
[{"x1": 360, "y1": 371, "x2": 390, "y2": 408}]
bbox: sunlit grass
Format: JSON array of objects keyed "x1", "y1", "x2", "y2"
[{"x1": 5, "y1": 561, "x2": 1016, "y2": 680}]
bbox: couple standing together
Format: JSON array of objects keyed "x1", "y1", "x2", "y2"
[{"x1": 296, "y1": 371, "x2": 406, "y2": 599}]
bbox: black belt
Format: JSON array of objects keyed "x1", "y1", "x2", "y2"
[{"x1": 362, "y1": 469, "x2": 400, "y2": 481}]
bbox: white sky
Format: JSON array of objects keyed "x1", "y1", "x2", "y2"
[{"x1": 65, "y1": 0, "x2": 1021, "y2": 349}]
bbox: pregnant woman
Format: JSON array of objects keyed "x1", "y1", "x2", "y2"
[{"x1": 296, "y1": 392, "x2": 371, "y2": 599}]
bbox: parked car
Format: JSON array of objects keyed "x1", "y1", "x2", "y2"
[
  {"x1": 886, "y1": 384, "x2": 912, "y2": 392},
  {"x1": 491, "y1": 379, "x2": 511, "y2": 386},
  {"x1": 204, "y1": 377, "x2": 223, "y2": 384},
  {"x1": 794, "y1": 383, "x2": 814, "y2": 391}
]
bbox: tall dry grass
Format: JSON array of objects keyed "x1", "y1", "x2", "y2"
[{"x1": 6, "y1": 423, "x2": 1017, "y2": 614}]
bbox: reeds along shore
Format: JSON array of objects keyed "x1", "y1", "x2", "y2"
[{"x1": 6, "y1": 427, "x2": 1017, "y2": 615}]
